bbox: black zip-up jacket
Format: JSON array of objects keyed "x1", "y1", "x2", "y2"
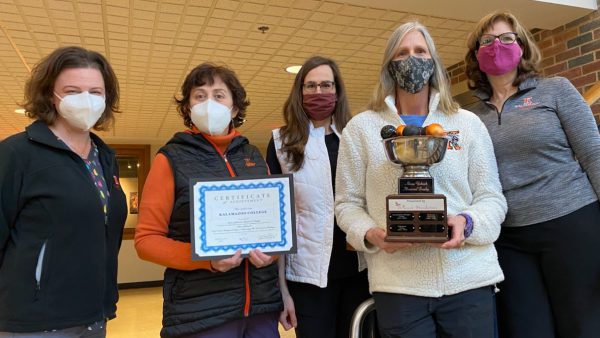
[
  {"x1": 159, "y1": 131, "x2": 283, "y2": 338},
  {"x1": 0, "y1": 120, "x2": 127, "y2": 332}
]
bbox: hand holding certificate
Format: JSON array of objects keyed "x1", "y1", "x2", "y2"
[{"x1": 190, "y1": 174, "x2": 296, "y2": 260}]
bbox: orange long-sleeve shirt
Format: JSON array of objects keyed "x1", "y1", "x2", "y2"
[{"x1": 134, "y1": 129, "x2": 240, "y2": 271}]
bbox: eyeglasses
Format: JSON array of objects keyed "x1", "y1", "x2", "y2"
[
  {"x1": 302, "y1": 81, "x2": 335, "y2": 93},
  {"x1": 479, "y1": 32, "x2": 518, "y2": 46}
]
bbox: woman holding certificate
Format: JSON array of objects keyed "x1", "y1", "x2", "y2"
[
  {"x1": 464, "y1": 12, "x2": 600, "y2": 338},
  {"x1": 265, "y1": 56, "x2": 370, "y2": 338},
  {"x1": 135, "y1": 63, "x2": 282, "y2": 338},
  {"x1": 334, "y1": 22, "x2": 507, "y2": 337}
]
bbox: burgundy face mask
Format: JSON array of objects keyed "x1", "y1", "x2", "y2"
[{"x1": 302, "y1": 93, "x2": 337, "y2": 121}]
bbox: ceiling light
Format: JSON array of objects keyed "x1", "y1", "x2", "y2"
[
  {"x1": 15, "y1": 108, "x2": 25, "y2": 114},
  {"x1": 285, "y1": 65, "x2": 301, "y2": 74}
]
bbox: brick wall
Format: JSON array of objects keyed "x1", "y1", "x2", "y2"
[{"x1": 448, "y1": 9, "x2": 600, "y2": 125}]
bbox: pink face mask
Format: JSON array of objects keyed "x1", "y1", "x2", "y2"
[
  {"x1": 476, "y1": 39, "x2": 522, "y2": 76},
  {"x1": 302, "y1": 93, "x2": 336, "y2": 121}
]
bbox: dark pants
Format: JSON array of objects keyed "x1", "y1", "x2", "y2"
[
  {"x1": 373, "y1": 286, "x2": 495, "y2": 338},
  {"x1": 495, "y1": 202, "x2": 600, "y2": 338},
  {"x1": 0, "y1": 321, "x2": 106, "y2": 338},
  {"x1": 181, "y1": 312, "x2": 279, "y2": 338},
  {"x1": 288, "y1": 270, "x2": 370, "y2": 338}
]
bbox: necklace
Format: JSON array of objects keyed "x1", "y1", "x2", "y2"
[
  {"x1": 48, "y1": 124, "x2": 92, "y2": 159},
  {"x1": 59, "y1": 137, "x2": 91, "y2": 159}
]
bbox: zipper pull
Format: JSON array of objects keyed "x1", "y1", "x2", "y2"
[{"x1": 484, "y1": 100, "x2": 502, "y2": 126}]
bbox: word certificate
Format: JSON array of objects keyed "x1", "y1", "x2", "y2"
[{"x1": 190, "y1": 174, "x2": 296, "y2": 260}]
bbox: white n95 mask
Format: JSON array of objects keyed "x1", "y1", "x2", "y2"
[
  {"x1": 190, "y1": 99, "x2": 232, "y2": 136},
  {"x1": 54, "y1": 91, "x2": 106, "y2": 131}
]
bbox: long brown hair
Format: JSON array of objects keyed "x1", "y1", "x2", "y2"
[
  {"x1": 279, "y1": 56, "x2": 351, "y2": 171},
  {"x1": 22, "y1": 46, "x2": 120, "y2": 130},
  {"x1": 464, "y1": 11, "x2": 541, "y2": 94}
]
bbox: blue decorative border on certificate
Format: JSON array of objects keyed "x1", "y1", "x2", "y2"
[{"x1": 198, "y1": 181, "x2": 288, "y2": 252}]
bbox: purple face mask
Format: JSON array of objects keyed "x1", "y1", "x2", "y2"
[{"x1": 476, "y1": 39, "x2": 522, "y2": 76}]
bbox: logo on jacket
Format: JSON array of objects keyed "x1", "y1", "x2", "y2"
[
  {"x1": 244, "y1": 158, "x2": 256, "y2": 167},
  {"x1": 446, "y1": 130, "x2": 461, "y2": 150},
  {"x1": 515, "y1": 96, "x2": 539, "y2": 109}
]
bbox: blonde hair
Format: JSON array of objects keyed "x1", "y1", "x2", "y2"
[{"x1": 367, "y1": 22, "x2": 459, "y2": 114}]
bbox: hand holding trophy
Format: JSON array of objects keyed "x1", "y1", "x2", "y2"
[{"x1": 381, "y1": 123, "x2": 450, "y2": 242}]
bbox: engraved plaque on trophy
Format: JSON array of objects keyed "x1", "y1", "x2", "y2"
[{"x1": 381, "y1": 128, "x2": 449, "y2": 242}]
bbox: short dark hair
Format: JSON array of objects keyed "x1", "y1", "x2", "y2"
[
  {"x1": 22, "y1": 46, "x2": 120, "y2": 130},
  {"x1": 175, "y1": 63, "x2": 249, "y2": 128}
]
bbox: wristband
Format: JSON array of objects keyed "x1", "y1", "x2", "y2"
[{"x1": 458, "y1": 213, "x2": 473, "y2": 238}]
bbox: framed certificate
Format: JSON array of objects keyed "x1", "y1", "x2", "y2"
[{"x1": 190, "y1": 174, "x2": 296, "y2": 260}]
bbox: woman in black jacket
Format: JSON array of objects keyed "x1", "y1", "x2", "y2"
[
  {"x1": 0, "y1": 46, "x2": 127, "y2": 337},
  {"x1": 135, "y1": 63, "x2": 283, "y2": 338}
]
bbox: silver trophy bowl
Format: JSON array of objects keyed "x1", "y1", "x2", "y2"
[{"x1": 382, "y1": 136, "x2": 448, "y2": 177}]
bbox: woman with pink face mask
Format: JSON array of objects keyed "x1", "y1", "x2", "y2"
[
  {"x1": 135, "y1": 63, "x2": 283, "y2": 338},
  {"x1": 0, "y1": 46, "x2": 127, "y2": 337},
  {"x1": 265, "y1": 56, "x2": 370, "y2": 338},
  {"x1": 465, "y1": 11, "x2": 600, "y2": 338}
]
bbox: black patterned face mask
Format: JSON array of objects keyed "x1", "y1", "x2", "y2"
[{"x1": 388, "y1": 56, "x2": 435, "y2": 94}]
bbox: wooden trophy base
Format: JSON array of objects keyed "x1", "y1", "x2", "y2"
[{"x1": 385, "y1": 194, "x2": 449, "y2": 243}]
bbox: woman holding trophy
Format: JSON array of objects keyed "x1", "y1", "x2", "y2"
[
  {"x1": 335, "y1": 21, "x2": 507, "y2": 337},
  {"x1": 464, "y1": 11, "x2": 600, "y2": 338}
]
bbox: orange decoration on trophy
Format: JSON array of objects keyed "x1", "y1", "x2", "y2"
[
  {"x1": 395, "y1": 125, "x2": 406, "y2": 136},
  {"x1": 425, "y1": 123, "x2": 445, "y2": 137}
]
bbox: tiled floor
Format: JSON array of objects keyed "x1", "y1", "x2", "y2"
[{"x1": 107, "y1": 287, "x2": 296, "y2": 338}]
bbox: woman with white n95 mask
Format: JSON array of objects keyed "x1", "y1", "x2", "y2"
[
  {"x1": 0, "y1": 46, "x2": 127, "y2": 338},
  {"x1": 54, "y1": 91, "x2": 106, "y2": 131},
  {"x1": 190, "y1": 97, "x2": 234, "y2": 136},
  {"x1": 135, "y1": 63, "x2": 283, "y2": 338}
]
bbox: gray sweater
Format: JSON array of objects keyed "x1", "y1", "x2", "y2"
[{"x1": 467, "y1": 77, "x2": 600, "y2": 227}]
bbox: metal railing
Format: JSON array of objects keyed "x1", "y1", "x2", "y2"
[{"x1": 349, "y1": 298, "x2": 378, "y2": 338}]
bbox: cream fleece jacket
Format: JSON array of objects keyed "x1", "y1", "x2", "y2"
[{"x1": 335, "y1": 93, "x2": 507, "y2": 297}]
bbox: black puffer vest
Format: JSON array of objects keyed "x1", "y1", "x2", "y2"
[{"x1": 158, "y1": 131, "x2": 282, "y2": 338}]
